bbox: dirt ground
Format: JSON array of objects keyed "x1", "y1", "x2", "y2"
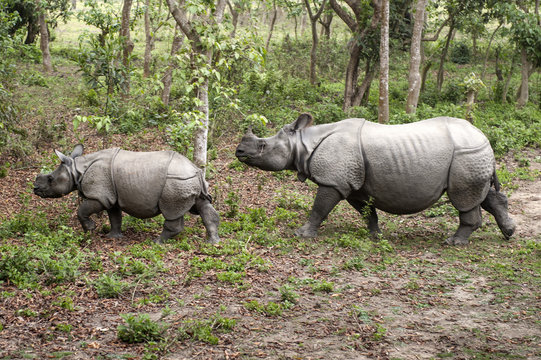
[
  {"x1": 0, "y1": 66, "x2": 540, "y2": 359},
  {"x1": 0, "y1": 132, "x2": 539, "y2": 360}
]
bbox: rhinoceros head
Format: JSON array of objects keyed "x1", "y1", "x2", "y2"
[
  {"x1": 34, "y1": 144, "x2": 84, "y2": 198},
  {"x1": 235, "y1": 114, "x2": 313, "y2": 171}
]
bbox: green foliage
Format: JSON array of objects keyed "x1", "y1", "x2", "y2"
[
  {"x1": 450, "y1": 41, "x2": 471, "y2": 64},
  {"x1": 244, "y1": 300, "x2": 284, "y2": 316},
  {"x1": 117, "y1": 313, "x2": 167, "y2": 344},
  {"x1": 178, "y1": 310, "x2": 236, "y2": 345},
  {"x1": 165, "y1": 111, "x2": 204, "y2": 161},
  {"x1": 76, "y1": 31, "x2": 132, "y2": 115},
  {"x1": 92, "y1": 273, "x2": 130, "y2": 298},
  {"x1": 73, "y1": 114, "x2": 113, "y2": 135}
]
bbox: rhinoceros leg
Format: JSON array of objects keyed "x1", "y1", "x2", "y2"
[
  {"x1": 346, "y1": 199, "x2": 381, "y2": 235},
  {"x1": 194, "y1": 196, "x2": 220, "y2": 244},
  {"x1": 78, "y1": 199, "x2": 106, "y2": 232},
  {"x1": 445, "y1": 206, "x2": 482, "y2": 245},
  {"x1": 295, "y1": 186, "x2": 342, "y2": 238},
  {"x1": 158, "y1": 217, "x2": 185, "y2": 244},
  {"x1": 481, "y1": 188, "x2": 515, "y2": 239},
  {"x1": 106, "y1": 204, "x2": 123, "y2": 238}
]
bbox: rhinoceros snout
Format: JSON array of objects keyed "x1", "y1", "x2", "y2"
[{"x1": 235, "y1": 147, "x2": 248, "y2": 161}]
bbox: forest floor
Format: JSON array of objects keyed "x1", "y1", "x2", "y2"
[{"x1": 0, "y1": 64, "x2": 540, "y2": 360}]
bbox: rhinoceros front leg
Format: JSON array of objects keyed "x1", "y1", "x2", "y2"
[
  {"x1": 78, "y1": 199, "x2": 106, "y2": 233},
  {"x1": 445, "y1": 206, "x2": 482, "y2": 246},
  {"x1": 295, "y1": 185, "x2": 342, "y2": 238},
  {"x1": 106, "y1": 204, "x2": 123, "y2": 238}
]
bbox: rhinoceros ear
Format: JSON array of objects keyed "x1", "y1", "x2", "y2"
[
  {"x1": 71, "y1": 144, "x2": 84, "y2": 159},
  {"x1": 55, "y1": 150, "x2": 73, "y2": 166},
  {"x1": 292, "y1": 113, "x2": 314, "y2": 131}
]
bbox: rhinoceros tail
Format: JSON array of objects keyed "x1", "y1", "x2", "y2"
[{"x1": 492, "y1": 170, "x2": 501, "y2": 192}]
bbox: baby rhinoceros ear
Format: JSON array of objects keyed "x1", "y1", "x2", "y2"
[
  {"x1": 55, "y1": 149, "x2": 73, "y2": 167},
  {"x1": 70, "y1": 144, "x2": 84, "y2": 158},
  {"x1": 292, "y1": 113, "x2": 314, "y2": 131}
]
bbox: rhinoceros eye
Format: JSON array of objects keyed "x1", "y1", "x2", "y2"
[
  {"x1": 47, "y1": 175, "x2": 54, "y2": 184},
  {"x1": 258, "y1": 141, "x2": 266, "y2": 152}
]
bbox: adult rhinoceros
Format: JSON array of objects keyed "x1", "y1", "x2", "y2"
[
  {"x1": 235, "y1": 114, "x2": 515, "y2": 245},
  {"x1": 34, "y1": 145, "x2": 220, "y2": 244}
]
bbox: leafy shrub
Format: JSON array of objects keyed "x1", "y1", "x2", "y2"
[
  {"x1": 178, "y1": 311, "x2": 236, "y2": 345},
  {"x1": 117, "y1": 313, "x2": 167, "y2": 343},
  {"x1": 93, "y1": 273, "x2": 130, "y2": 298},
  {"x1": 450, "y1": 42, "x2": 471, "y2": 64}
]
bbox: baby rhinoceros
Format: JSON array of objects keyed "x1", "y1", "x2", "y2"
[
  {"x1": 235, "y1": 114, "x2": 516, "y2": 245},
  {"x1": 34, "y1": 145, "x2": 220, "y2": 244}
]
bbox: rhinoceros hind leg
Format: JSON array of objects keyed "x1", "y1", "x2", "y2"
[
  {"x1": 106, "y1": 205, "x2": 123, "y2": 238},
  {"x1": 194, "y1": 197, "x2": 220, "y2": 244},
  {"x1": 481, "y1": 188, "x2": 515, "y2": 239},
  {"x1": 296, "y1": 186, "x2": 342, "y2": 238},
  {"x1": 78, "y1": 199, "x2": 106, "y2": 233},
  {"x1": 347, "y1": 199, "x2": 381, "y2": 235},
  {"x1": 157, "y1": 217, "x2": 185, "y2": 244},
  {"x1": 445, "y1": 206, "x2": 482, "y2": 246}
]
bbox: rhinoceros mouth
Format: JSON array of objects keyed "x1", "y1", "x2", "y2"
[
  {"x1": 33, "y1": 188, "x2": 62, "y2": 198},
  {"x1": 237, "y1": 156, "x2": 249, "y2": 162}
]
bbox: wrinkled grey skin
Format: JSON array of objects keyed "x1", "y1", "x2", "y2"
[
  {"x1": 235, "y1": 114, "x2": 516, "y2": 245},
  {"x1": 34, "y1": 145, "x2": 220, "y2": 244}
]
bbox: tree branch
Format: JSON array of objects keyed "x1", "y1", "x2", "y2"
[{"x1": 422, "y1": 17, "x2": 449, "y2": 41}]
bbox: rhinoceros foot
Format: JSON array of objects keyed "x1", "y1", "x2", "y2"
[
  {"x1": 106, "y1": 231, "x2": 123, "y2": 239},
  {"x1": 499, "y1": 218, "x2": 516, "y2": 240},
  {"x1": 444, "y1": 235, "x2": 469, "y2": 246},
  {"x1": 295, "y1": 224, "x2": 318, "y2": 238},
  {"x1": 205, "y1": 235, "x2": 220, "y2": 244}
]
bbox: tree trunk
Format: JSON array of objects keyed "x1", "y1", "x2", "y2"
[
  {"x1": 304, "y1": 0, "x2": 327, "y2": 85},
  {"x1": 343, "y1": 41, "x2": 363, "y2": 110},
  {"x1": 194, "y1": 78, "x2": 210, "y2": 168},
  {"x1": 143, "y1": 0, "x2": 154, "y2": 78},
  {"x1": 162, "y1": 26, "x2": 184, "y2": 107},
  {"x1": 352, "y1": 61, "x2": 375, "y2": 107},
  {"x1": 420, "y1": 60, "x2": 432, "y2": 92},
  {"x1": 36, "y1": 1, "x2": 52, "y2": 73},
  {"x1": 265, "y1": 0, "x2": 277, "y2": 51},
  {"x1": 481, "y1": 22, "x2": 502, "y2": 81},
  {"x1": 502, "y1": 54, "x2": 517, "y2": 103},
  {"x1": 71, "y1": 0, "x2": 76, "y2": 9},
  {"x1": 437, "y1": 20, "x2": 454, "y2": 93},
  {"x1": 406, "y1": 0, "x2": 427, "y2": 114},
  {"x1": 120, "y1": 0, "x2": 134, "y2": 95},
  {"x1": 319, "y1": 4, "x2": 333, "y2": 39},
  {"x1": 378, "y1": 0, "x2": 389, "y2": 123},
  {"x1": 227, "y1": 0, "x2": 239, "y2": 37},
  {"x1": 517, "y1": 47, "x2": 529, "y2": 107}
]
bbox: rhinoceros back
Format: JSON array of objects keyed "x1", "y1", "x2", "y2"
[{"x1": 113, "y1": 150, "x2": 177, "y2": 218}]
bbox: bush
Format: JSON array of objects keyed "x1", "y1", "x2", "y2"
[
  {"x1": 118, "y1": 313, "x2": 167, "y2": 344},
  {"x1": 450, "y1": 42, "x2": 471, "y2": 64}
]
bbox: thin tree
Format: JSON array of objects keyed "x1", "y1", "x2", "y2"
[
  {"x1": 120, "y1": 0, "x2": 134, "y2": 94},
  {"x1": 378, "y1": 0, "x2": 389, "y2": 123},
  {"x1": 406, "y1": 0, "x2": 427, "y2": 114},
  {"x1": 265, "y1": 0, "x2": 278, "y2": 51},
  {"x1": 165, "y1": 0, "x2": 227, "y2": 169},
  {"x1": 36, "y1": 0, "x2": 52, "y2": 73},
  {"x1": 329, "y1": 0, "x2": 382, "y2": 110},
  {"x1": 161, "y1": 25, "x2": 184, "y2": 106},
  {"x1": 303, "y1": 0, "x2": 327, "y2": 85}
]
